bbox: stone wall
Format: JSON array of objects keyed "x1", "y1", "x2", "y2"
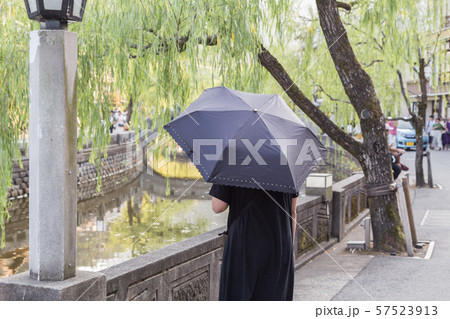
[
  {"x1": 7, "y1": 132, "x2": 142, "y2": 202},
  {"x1": 76, "y1": 142, "x2": 142, "y2": 202}
]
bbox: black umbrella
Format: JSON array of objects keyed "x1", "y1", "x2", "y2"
[{"x1": 164, "y1": 87, "x2": 327, "y2": 193}]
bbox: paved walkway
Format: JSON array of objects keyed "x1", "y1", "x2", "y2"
[{"x1": 294, "y1": 150, "x2": 450, "y2": 301}]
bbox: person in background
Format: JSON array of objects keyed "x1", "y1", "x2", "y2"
[
  {"x1": 387, "y1": 119, "x2": 397, "y2": 149},
  {"x1": 391, "y1": 155, "x2": 401, "y2": 180},
  {"x1": 109, "y1": 110, "x2": 116, "y2": 134},
  {"x1": 443, "y1": 118, "x2": 450, "y2": 151},
  {"x1": 426, "y1": 115, "x2": 435, "y2": 148},
  {"x1": 431, "y1": 118, "x2": 446, "y2": 150},
  {"x1": 116, "y1": 110, "x2": 124, "y2": 128},
  {"x1": 386, "y1": 123, "x2": 408, "y2": 176},
  {"x1": 346, "y1": 121, "x2": 354, "y2": 136}
]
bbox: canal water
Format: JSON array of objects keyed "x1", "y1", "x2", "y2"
[
  {"x1": 0, "y1": 172, "x2": 227, "y2": 278},
  {"x1": 0, "y1": 139, "x2": 357, "y2": 278}
]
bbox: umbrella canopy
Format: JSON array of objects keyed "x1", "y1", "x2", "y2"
[{"x1": 163, "y1": 86, "x2": 327, "y2": 193}]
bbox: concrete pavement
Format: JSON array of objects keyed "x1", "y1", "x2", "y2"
[{"x1": 294, "y1": 149, "x2": 450, "y2": 301}]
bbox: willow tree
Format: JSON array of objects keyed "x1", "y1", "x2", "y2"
[
  {"x1": 0, "y1": 0, "x2": 291, "y2": 245},
  {"x1": 339, "y1": 0, "x2": 448, "y2": 187},
  {"x1": 395, "y1": 0, "x2": 448, "y2": 187},
  {"x1": 258, "y1": 0, "x2": 413, "y2": 252},
  {"x1": 0, "y1": 3, "x2": 29, "y2": 247},
  {"x1": 3, "y1": 0, "x2": 436, "y2": 251}
]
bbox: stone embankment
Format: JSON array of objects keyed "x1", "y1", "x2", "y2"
[{"x1": 8, "y1": 132, "x2": 143, "y2": 201}]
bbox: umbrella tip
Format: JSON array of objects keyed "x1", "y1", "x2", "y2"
[{"x1": 253, "y1": 108, "x2": 258, "y2": 112}]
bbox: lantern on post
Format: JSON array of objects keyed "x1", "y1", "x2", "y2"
[
  {"x1": 23, "y1": 0, "x2": 87, "y2": 29},
  {"x1": 0, "y1": 0, "x2": 105, "y2": 301}
]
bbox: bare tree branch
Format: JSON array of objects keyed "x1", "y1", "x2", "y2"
[
  {"x1": 425, "y1": 30, "x2": 441, "y2": 67},
  {"x1": 129, "y1": 33, "x2": 218, "y2": 58},
  {"x1": 257, "y1": 45, "x2": 363, "y2": 159},
  {"x1": 337, "y1": 1, "x2": 352, "y2": 11},
  {"x1": 314, "y1": 81, "x2": 352, "y2": 104},
  {"x1": 362, "y1": 59, "x2": 384, "y2": 68},
  {"x1": 396, "y1": 70, "x2": 417, "y2": 121},
  {"x1": 387, "y1": 116, "x2": 413, "y2": 121}
]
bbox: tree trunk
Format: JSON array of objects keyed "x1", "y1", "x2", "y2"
[
  {"x1": 317, "y1": 0, "x2": 406, "y2": 252},
  {"x1": 260, "y1": 0, "x2": 406, "y2": 252},
  {"x1": 126, "y1": 96, "x2": 133, "y2": 124},
  {"x1": 397, "y1": 68, "x2": 425, "y2": 187},
  {"x1": 415, "y1": 57, "x2": 428, "y2": 187}
]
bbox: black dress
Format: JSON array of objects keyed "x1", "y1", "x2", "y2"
[{"x1": 209, "y1": 184, "x2": 298, "y2": 301}]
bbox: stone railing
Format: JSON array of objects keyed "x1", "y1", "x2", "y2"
[
  {"x1": 294, "y1": 195, "x2": 329, "y2": 259},
  {"x1": 102, "y1": 228, "x2": 225, "y2": 301},
  {"x1": 101, "y1": 173, "x2": 368, "y2": 301},
  {"x1": 331, "y1": 172, "x2": 368, "y2": 241}
]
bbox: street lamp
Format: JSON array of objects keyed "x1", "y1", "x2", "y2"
[
  {"x1": 0, "y1": 0, "x2": 105, "y2": 301},
  {"x1": 24, "y1": 0, "x2": 87, "y2": 29}
]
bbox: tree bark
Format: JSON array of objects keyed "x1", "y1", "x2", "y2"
[
  {"x1": 415, "y1": 57, "x2": 428, "y2": 187},
  {"x1": 126, "y1": 96, "x2": 133, "y2": 124},
  {"x1": 317, "y1": 0, "x2": 407, "y2": 251},
  {"x1": 397, "y1": 69, "x2": 425, "y2": 187},
  {"x1": 316, "y1": 0, "x2": 405, "y2": 252},
  {"x1": 260, "y1": 0, "x2": 406, "y2": 252},
  {"x1": 258, "y1": 47, "x2": 362, "y2": 160}
]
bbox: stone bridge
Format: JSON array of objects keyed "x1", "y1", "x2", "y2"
[{"x1": 102, "y1": 173, "x2": 367, "y2": 301}]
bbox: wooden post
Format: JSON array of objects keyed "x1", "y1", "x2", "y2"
[
  {"x1": 402, "y1": 177, "x2": 417, "y2": 245},
  {"x1": 396, "y1": 180, "x2": 414, "y2": 256},
  {"x1": 426, "y1": 151, "x2": 433, "y2": 188}
]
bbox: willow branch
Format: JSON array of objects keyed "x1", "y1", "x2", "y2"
[
  {"x1": 314, "y1": 81, "x2": 352, "y2": 105},
  {"x1": 129, "y1": 33, "x2": 218, "y2": 58},
  {"x1": 362, "y1": 59, "x2": 383, "y2": 68},
  {"x1": 396, "y1": 70, "x2": 417, "y2": 121},
  {"x1": 344, "y1": 22, "x2": 384, "y2": 51},
  {"x1": 425, "y1": 30, "x2": 442, "y2": 67}
]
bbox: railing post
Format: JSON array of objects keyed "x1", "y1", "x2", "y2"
[{"x1": 426, "y1": 151, "x2": 433, "y2": 188}]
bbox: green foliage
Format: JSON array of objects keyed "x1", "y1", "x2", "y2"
[
  {"x1": 284, "y1": 0, "x2": 447, "y2": 130},
  {"x1": 0, "y1": 3, "x2": 30, "y2": 247},
  {"x1": 1, "y1": 0, "x2": 447, "y2": 248},
  {"x1": 0, "y1": 0, "x2": 291, "y2": 246}
]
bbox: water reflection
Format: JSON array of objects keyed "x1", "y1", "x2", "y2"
[{"x1": 0, "y1": 173, "x2": 226, "y2": 277}]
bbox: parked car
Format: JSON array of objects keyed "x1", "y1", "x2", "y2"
[{"x1": 396, "y1": 119, "x2": 428, "y2": 150}]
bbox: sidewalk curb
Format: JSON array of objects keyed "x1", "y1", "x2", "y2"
[{"x1": 294, "y1": 238, "x2": 339, "y2": 271}]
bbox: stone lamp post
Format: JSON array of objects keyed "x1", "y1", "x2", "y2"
[{"x1": 0, "y1": 0, "x2": 105, "y2": 300}]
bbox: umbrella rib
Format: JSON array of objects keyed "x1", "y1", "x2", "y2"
[
  {"x1": 250, "y1": 94, "x2": 279, "y2": 125},
  {"x1": 225, "y1": 87, "x2": 254, "y2": 110},
  {"x1": 207, "y1": 111, "x2": 257, "y2": 179},
  {"x1": 257, "y1": 114, "x2": 304, "y2": 189}
]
